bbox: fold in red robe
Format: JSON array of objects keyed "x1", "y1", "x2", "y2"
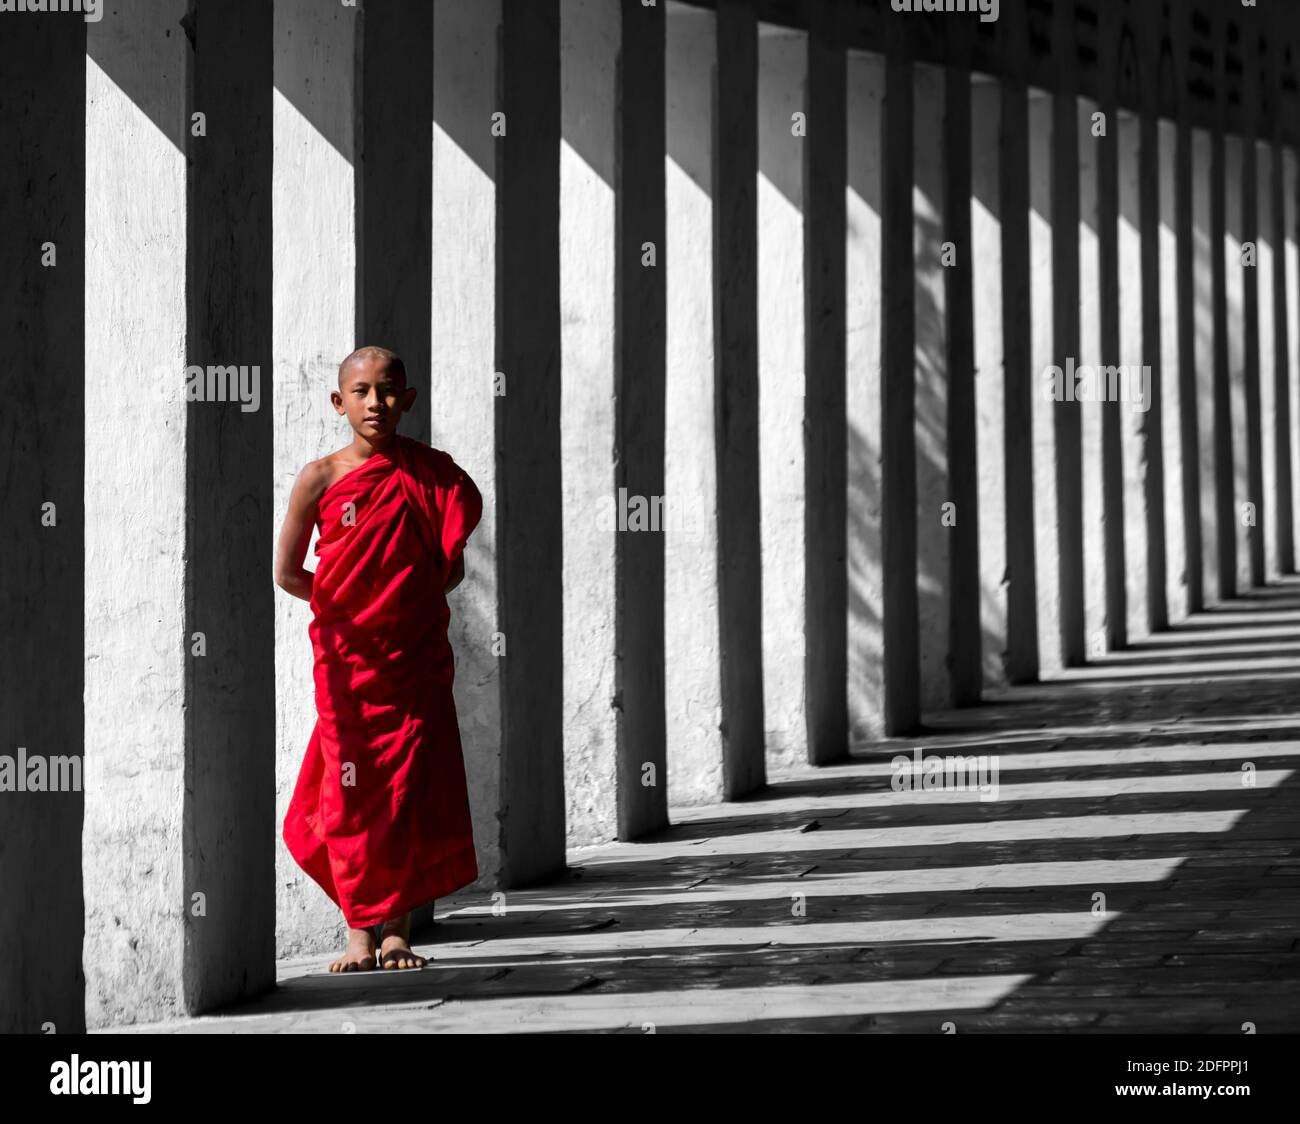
[{"x1": 283, "y1": 434, "x2": 483, "y2": 929}]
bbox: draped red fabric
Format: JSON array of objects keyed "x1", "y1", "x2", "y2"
[{"x1": 283, "y1": 435, "x2": 483, "y2": 928}]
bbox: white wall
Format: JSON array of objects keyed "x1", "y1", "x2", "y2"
[
  {"x1": 560, "y1": 0, "x2": 620, "y2": 841},
  {"x1": 1079, "y1": 96, "x2": 1106, "y2": 657},
  {"x1": 757, "y1": 26, "x2": 808, "y2": 765},
  {"x1": 914, "y1": 62, "x2": 950, "y2": 709},
  {"x1": 272, "y1": 0, "x2": 358, "y2": 956},
  {"x1": 846, "y1": 49, "x2": 885, "y2": 743},
  {"x1": 1158, "y1": 117, "x2": 1188, "y2": 621},
  {"x1": 1029, "y1": 89, "x2": 1060, "y2": 671},
  {"x1": 972, "y1": 75, "x2": 1006, "y2": 689},
  {"x1": 431, "y1": 0, "x2": 504, "y2": 886},
  {"x1": 665, "y1": 2, "x2": 725, "y2": 802},
  {"x1": 83, "y1": 0, "x2": 188, "y2": 1026},
  {"x1": 1118, "y1": 109, "x2": 1148, "y2": 641}
]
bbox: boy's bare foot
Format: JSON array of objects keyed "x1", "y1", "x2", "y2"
[
  {"x1": 328, "y1": 926, "x2": 378, "y2": 972},
  {"x1": 379, "y1": 912, "x2": 427, "y2": 970}
]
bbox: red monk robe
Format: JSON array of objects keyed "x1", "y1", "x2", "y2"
[{"x1": 283, "y1": 434, "x2": 482, "y2": 928}]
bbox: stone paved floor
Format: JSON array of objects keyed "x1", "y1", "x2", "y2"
[{"x1": 125, "y1": 582, "x2": 1300, "y2": 1032}]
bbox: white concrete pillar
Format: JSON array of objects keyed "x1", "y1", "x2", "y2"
[
  {"x1": 1029, "y1": 88, "x2": 1061, "y2": 673},
  {"x1": 272, "y1": 0, "x2": 360, "y2": 955},
  {"x1": 358, "y1": 0, "x2": 432, "y2": 445},
  {"x1": 87, "y1": 0, "x2": 274, "y2": 1021},
  {"x1": 1136, "y1": 78, "x2": 1168, "y2": 634},
  {"x1": 1, "y1": 12, "x2": 85, "y2": 1035},
  {"x1": 845, "y1": 49, "x2": 886, "y2": 742},
  {"x1": 1000, "y1": 73, "x2": 1038, "y2": 684},
  {"x1": 715, "y1": 0, "x2": 766, "y2": 785},
  {"x1": 480, "y1": 0, "x2": 565, "y2": 882},
  {"x1": 1159, "y1": 116, "x2": 1190, "y2": 620},
  {"x1": 1241, "y1": 121, "x2": 1265, "y2": 590},
  {"x1": 84, "y1": 0, "x2": 189, "y2": 1025},
  {"x1": 1118, "y1": 109, "x2": 1149, "y2": 642},
  {"x1": 945, "y1": 48, "x2": 982, "y2": 704},
  {"x1": 186, "y1": 0, "x2": 276, "y2": 1014},
  {"x1": 557, "y1": 0, "x2": 666, "y2": 840},
  {"x1": 665, "y1": 2, "x2": 724, "y2": 802},
  {"x1": 1258, "y1": 140, "x2": 1281, "y2": 582},
  {"x1": 1271, "y1": 139, "x2": 1296, "y2": 576},
  {"x1": 1174, "y1": 104, "x2": 1206, "y2": 614},
  {"x1": 1287, "y1": 148, "x2": 1300, "y2": 568},
  {"x1": 804, "y1": 7, "x2": 851, "y2": 754},
  {"x1": 757, "y1": 25, "x2": 807, "y2": 765},
  {"x1": 1193, "y1": 126, "x2": 1221, "y2": 603},
  {"x1": 972, "y1": 73, "x2": 1005, "y2": 688},
  {"x1": 914, "y1": 62, "x2": 950, "y2": 709},
  {"x1": 1046, "y1": 0, "x2": 1084, "y2": 667},
  {"x1": 431, "y1": 0, "x2": 504, "y2": 883},
  {"x1": 1225, "y1": 135, "x2": 1251, "y2": 594},
  {"x1": 1079, "y1": 96, "x2": 1106, "y2": 659},
  {"x1": 616, "y1": 3, "x2": 669, "y2": 831},
  {"x1": 880, "y1": 50, "x2": 924, "y2": 726},
  {"x1": 561, "y1": 0, "x2": 619, "y2": 841}
]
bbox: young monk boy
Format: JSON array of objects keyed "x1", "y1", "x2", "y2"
[{"x1": 275, "y1": 346, "x2": 483, "y2": 972}]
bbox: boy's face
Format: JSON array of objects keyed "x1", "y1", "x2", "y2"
[{"x1": 332, "y1": 357, "x2": 416, "y2": 440}]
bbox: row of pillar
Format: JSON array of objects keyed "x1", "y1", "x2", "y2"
[{"x1": 2, "y1": 0, "x2": 1297, "y2": 1031}]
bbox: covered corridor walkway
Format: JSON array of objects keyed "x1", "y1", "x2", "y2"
[{"x1": 130, "y1": 579, "x2": 1300, "y2": 1032}]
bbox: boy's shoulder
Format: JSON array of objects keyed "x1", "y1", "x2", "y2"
[
  {"x1": 397, "y1": 435, "x2": 460, "y2": 479},
  {"x1": 295, "y1": 451, "x2": 341, "y2": 497},
  {"x1": 300, "y1": 447, "x2": 364, "y2": 492}
]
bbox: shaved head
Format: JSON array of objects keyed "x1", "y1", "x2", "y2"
[{"x1": 338, "y1": 345, "x2": 407, "y2": 389}]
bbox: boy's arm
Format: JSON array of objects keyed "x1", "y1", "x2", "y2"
[
  {"x1": 443, "y1": 552, "x2": 466, "y2": 594},
  {"x1": 274, "y1": 461, "x2": 328, "y2": 602}
]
